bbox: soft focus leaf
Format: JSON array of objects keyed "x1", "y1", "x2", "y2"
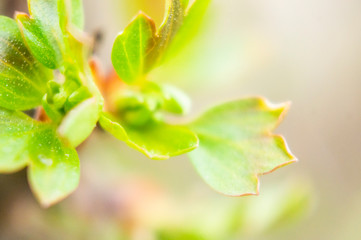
[
  {"x1": 100, "y1": 113, "x2": 199, "y2": 160},
  {"x1": 112, "y1": 13, "x2": 156, "y2": 84},
  {"x1": 58, "y1": 0, "x2": 84, "y2": 31},
  {"x1": 69, "y1": 0, "x2": 84, "y2": 29},
  {"x1": 263, "y1": 181, "x2": 312, "y2": 232},
  {"x1": 0, "y1": 108, "x2": 34, "y2": 172},
  {"x1": 42, "y1": 94, "x2": 63, "y2": 123},
  {"x1": 0, "y1": 108, "x2": 80, "y2": 207},
  {"x1": 227, "y1": 179, "x2": 313, "y2": 236},
  {"x1": 161, "y1": 84, "x2": 191, "y2": 114},
  {"x1": 28, "y1": 127, "x2": 80, "y2": 207},
  {"x1": 58, "y1": 97, "x2": 99, "y2": 147},
  {"x1": 16, "y1": 0, "x2": 64, "y2": 69},
  {"x1": 17, "y1": 0, "x2": 86, "y2": 69},
  {"x1": 146, "y1": 0, "x2": 185, "y2": 69},
  {"x1": 0, "y1": 16, "x2": 51, "y2": 110},
  {"x1": 165, "y1": 0, "x2": 211, "y2": 60},
  {"x1": 188, "y1": 97, "x2": 297, "y2": 196},
  {"x1": 180, "y1": 0, "x2": 190, "y2": 10},
  {"x1": 157, "y1": 229, "x2": 206, "y2": 240}
]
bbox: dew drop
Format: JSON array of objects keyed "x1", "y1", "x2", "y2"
[{"x1": 38, "y1": 155, "x2": 53, "y2": 166}]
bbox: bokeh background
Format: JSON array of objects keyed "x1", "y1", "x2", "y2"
[{"x1": 1, "y1": 0, "x2": 361, "y2": 239}]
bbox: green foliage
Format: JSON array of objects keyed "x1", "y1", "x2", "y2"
[
  {"x1": 0, "y1": 0, "x2": 297, "y2": 206},
  {"x1": 0, "y1": 16, "x2": 51, "y2": 110},
  {"x1": 146, "y1": 0, "x2": 185, "y2": 68},
  {"x1": 100, "y1": 113, "x2": 198, "y2": 160},
  {"x1": 58, "y1": 97, "x2": 99, "y2": 147},
  {"x1": 164, "y1": 0, "x2": 211, "y2": 61},
  {"x1": 112, "y1": 13, "x2": 156, "y2": 84},
  {"x1": 188, "y1": 98, "x2": 297, "y2": 196},
  {"x1": 16, "y1": 2, "x2": 64, "y2": 69},
  {"x1": 0, "y1": 108, "x2": 80, "y2": 207}
]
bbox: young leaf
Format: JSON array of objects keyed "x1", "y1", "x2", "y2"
[
  {"x1": 58, "y1": 0, "x2": 85, "y2": 31},
  {"x1": 0, "y1": 108, "x2": 80, "y2": 207},
  {"x1": 42, "y1": 94, "x2": 63, "y2": 123},
  {"x1": 164, "y1": 0, "x2": 211, "y2": 61},
  {"x1": 58, "y1": 97, "x2": 100, "y2": 147},
  {"x1": 28, "y1": 127, "x2": 79, "y2": 207},
  {"x1": 111, "y1": 13, "x2": 156, "y2": 84},
  {"x1": 0, "y1": 16, "x2": 51, "y2": 110},
  {"x1": 188, "y1": 98, "x2": 297, "y2": 196},
  {"x1": 16, "y1": 2, "x2": 64, "y2": 69},
  {"x1": 17, "y1": 0, "x2": 86, "y2": 69},
  {"x1": 100, "y1": 113, "x2": 199, "y2": 160},
  {"x1": 181, "y1": 0, "x2": 190, "y2": 10},
  {"x1": 146, "y1": 0, "x2": 185, "y2": 69},
  {"x1": 161, "y1": 84, "x2": 191, "y2": 115},
  {"x1": 0, "y1": 108, "x2": 34, "y2": 172}
]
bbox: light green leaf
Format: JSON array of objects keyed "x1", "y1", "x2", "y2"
[
  {"x1": 0, "y1": 108, "x2": 80, "y2": 207},
  {"x1": 58, "y1": 97, "x2": 100, "y2": 147},
  {"x1": 161, "y1": 84, "x2": 191, "y2": 115},
  {"x1": 112, "y1": 13, "x2": 156, "y2": 84},
  {"x1": 0, "y1": 109, "x2": 34, "y2": 172},
  {"x1": 59, "y1": 0, "x2": 84, "y2": 31},
  {"x1": 164, "y1": 0, "x2": 211, "y2": 61},
  {"x1": 16, "y1": 0, "x2": 85, "y2": 69},
  {"x1": 146, "y1": 0, "x2": 186, "y2": 69},
  {"x1": 100, "y1": 113, "x2": 199, "y2": 160},
  {"x1": 70, "y1": 0, "x2": 84, "y2": 29},
  {"x1": 42, "y1": 94, "x2": 63, "y2": 123},
  {"x1": 16, "y1": 1, "x2": 64, "y2": 69},
  {"x1": 0, "y1": 16, "x2": 51, "y2": 110},
  {"x1": 28, "y1": 127, "x2": 79, "y2": 207},
  {"x1": 181, "y1": 0, "x2": 190, "y2": 10},
  {"x1": 188, "y1": 98, "x2": 297, "y2": 196}
]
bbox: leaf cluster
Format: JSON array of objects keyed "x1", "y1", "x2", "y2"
[{"x1": 0, "y1": 0, "x2": 296, "y2": 206}]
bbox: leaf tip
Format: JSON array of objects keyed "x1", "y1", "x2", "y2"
[
  {"x1": 27, "y1": 166, "x2": 80, "y2": 208},
  {"x1": 14, "y1": 11, "x2": 30, "y2": 23}
]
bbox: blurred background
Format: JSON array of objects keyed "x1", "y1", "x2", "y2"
[{"x1": 1, "y1": 0, "x2": 361, "y2": 239}]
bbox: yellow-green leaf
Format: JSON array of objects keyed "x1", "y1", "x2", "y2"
[
  {"x1": 58, "y1": 97, "x2": 100, "y2": 147},
  {"x1": 17, "y1": 0, "x2": 86, "y2": 69},
  {"x1": 100, "y1": 113, "x2": 199, "y2": 160},
  {"x1": 0, "y1": 108, "x2": 80, "y2": 207},
  {"x1": 58, "y1": 0, "x2": 84, "y2": 31},
  {"x1": 0, "y1": 16, "x2": 51, "y2": 110},
  {"x1": 16, "y1": 0, "x2": 64, "y2": 69},
  {"x1": 0, "y1": 109, "x2": 35, "y2": 172},
  {"x1": 146, "y1": 0, "x2": 186, "y2": 69},
  {"x1": 112, "y1": 13, "x2": 156, "y2": 84},
  {"x1": 188, "y1": 98, "x2": 297, "y2": 196},
  {"x1": 28, "y1": 127, "x2": 79, "y2": 207},
  {"x1": 164, "y1": 0, "x2": 211, "y2": 61}
]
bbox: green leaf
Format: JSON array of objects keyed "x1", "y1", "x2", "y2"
[
  {"x1": 0, "y1": 16, "x2": 51, "y2": 110},
  {"x1": 16, "y1": 1, "x2": 64, "y2": 69},
  {"x1": 70, "y1": 0, "x2": 84, "y2": 29},
  {"x1": 0, "y1": 109, "x2": 34, "y2": 172},
  {"x1": 58, "y1": 98, "x2": 100, "y2": 147},
  {"x1": 0, "y1": 108, "x2": 80, "y2": 207},
  {"x1": 112, "y1": 13, "x2": 156, "y2": 84},
  {"x1": 42, "y1": 94, "x2": 63, "y2": 123},
  {"x1": 181, "y1": 0, "x2": 190, "y2": 10},
  {"x1": 28, "y1": 126, "x2": 79, "y2": 207},
  {"x1": 188, "y1": 98, "x2": 297, "y2": 196},
  {"x1": 164, "y1": 0, "x2": 211, "y2": 61},
  {"x1": 16, "y1": 0, "x2": 85, "y2": 69},
  {"x1": 161, "y1": 84, "x2": 191, "y2": 115},
  {"x1": 58, "y1": 0, "x2": 84, "y2": 31},
  {"x1": 99, "y1": 113, "x2": 199, "y2": 160},
  {"x1": 146, "y1": 0, "x2": 186, "y2": 69}
]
